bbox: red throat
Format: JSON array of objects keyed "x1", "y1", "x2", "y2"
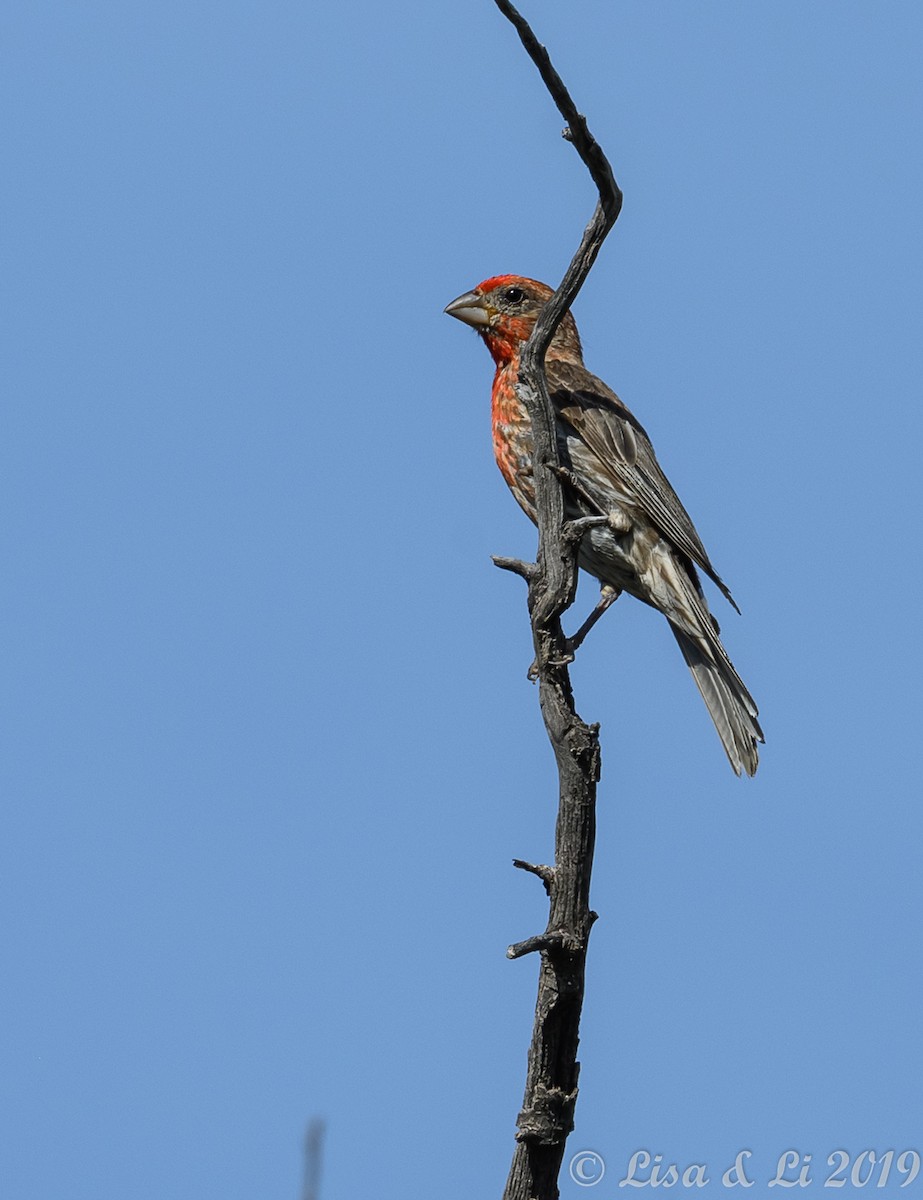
[
  {"x1": 482, "y1": 329, "x2": 517, "y2": 369},
  {"x1": 481, "y1": 316, "x2": 533, "y2": 368}
]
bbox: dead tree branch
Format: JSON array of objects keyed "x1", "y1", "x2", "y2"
[{"x1": 488, "y1": 3, "x2": 623, "y2": 1198}]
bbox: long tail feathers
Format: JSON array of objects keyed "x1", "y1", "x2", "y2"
[{"x1": 671, "y1": 625, "x2": 763, "y2": 777}]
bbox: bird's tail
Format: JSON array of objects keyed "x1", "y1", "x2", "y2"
[{"x1": 670, "y1": 624, "x2": 763, "y2": 777}]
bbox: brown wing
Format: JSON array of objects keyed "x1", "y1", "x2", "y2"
[{"x1": 549, "y1": 358, "x2": 739, "y2": 612}]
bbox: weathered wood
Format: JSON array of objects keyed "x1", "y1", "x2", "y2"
[{"x1": 488, "y1": 4, "x2": 623, "y2": 1198}]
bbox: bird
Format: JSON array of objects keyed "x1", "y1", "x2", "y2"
[{"x1": 445, "y1": 274, "x2": 763, "y2": 776}]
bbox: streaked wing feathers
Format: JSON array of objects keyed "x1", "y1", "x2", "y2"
[{"x1": 549, "y1": 359, "x2": 739, "y2": 612}]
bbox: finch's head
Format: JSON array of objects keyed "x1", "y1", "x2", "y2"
[{"x1": 444, "y1": 275, "x2": 582, "y2": 367}]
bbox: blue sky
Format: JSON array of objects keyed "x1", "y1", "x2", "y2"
[{"x1": 3, "y1": 2, "x2": 922, "y2": 1197}]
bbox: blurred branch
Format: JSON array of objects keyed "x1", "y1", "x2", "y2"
[
  {"x1": 301, "y1": 1118, "x2": 325, "y2": 1200},
  {"x1": 488, "y1": 4, "x2": 623, "y2": 1199}
]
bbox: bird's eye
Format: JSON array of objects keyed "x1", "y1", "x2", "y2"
[{"x1": 504, "y1": 286, "x2": 525, "y2": 304}]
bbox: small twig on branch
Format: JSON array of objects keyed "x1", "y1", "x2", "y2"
[
  {"x1": 486, "y1": 4, "x2": 624, "y2": 1200},
  {"x1": 512, "y1": 859, "x2": 555, "y2": 894},
  {"x1": 491, "y1": 555, "x2": 538, "y2": 582},
  {"x1": 507, "y1": 930, "x2": 569, "y2": 961}
]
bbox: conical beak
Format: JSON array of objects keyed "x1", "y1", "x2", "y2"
[{"x1": 444, "y1": 289, "x2": 490, "y2": 329}]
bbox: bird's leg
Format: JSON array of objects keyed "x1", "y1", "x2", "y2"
[
  {"x1": 524, "y1": 503, "x2": 629, "y2": 680},
  {"x1": 565, "y1": 584, "x2": 621, "y2": 656},
  {"x1": 526, "y1": 585, "x2": 621, "y2": 682}
]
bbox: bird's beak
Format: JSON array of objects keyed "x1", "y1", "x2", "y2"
[{"x1": 444, "y1": 290, "x2": 490, "y2": 329}]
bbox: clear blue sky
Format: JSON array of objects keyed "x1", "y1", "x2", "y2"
[{"x1": 3, "y1": 2, "x2": 922, "y2": 1197}]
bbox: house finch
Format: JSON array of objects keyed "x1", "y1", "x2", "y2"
[{"x1": 445, "y1": 275, "x2": 763, "y2": 776}]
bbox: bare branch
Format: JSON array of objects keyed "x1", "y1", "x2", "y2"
[
  {"x1": 493, "y1": 0, "x2": 622, "y2": 373},
  {"x1": 492, "y1": 555, "x2": 539, "y2": 581},
  {"x1": 512, "y1": 859, "x2": 555, "y2": 893},
  {"x1": 507, "y1": 930, "x2": 568, "y2": 960},
  {"x1": 486, "y1": 4, "x2": 624, "y2": 1199},
  {"x1": 492, "y1": 0, "x2": 621, "y2": 221}
]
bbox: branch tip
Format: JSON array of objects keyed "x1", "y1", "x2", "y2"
[
  {"x1": 512, "y1": 859, "x2": 555, "y2": 893},
  {"x1": 491, "y1": 555, "x2": 537, "y2": 582},
  {"x1": 507, "y1": 930, "x2": 567, "y2": 961}
]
